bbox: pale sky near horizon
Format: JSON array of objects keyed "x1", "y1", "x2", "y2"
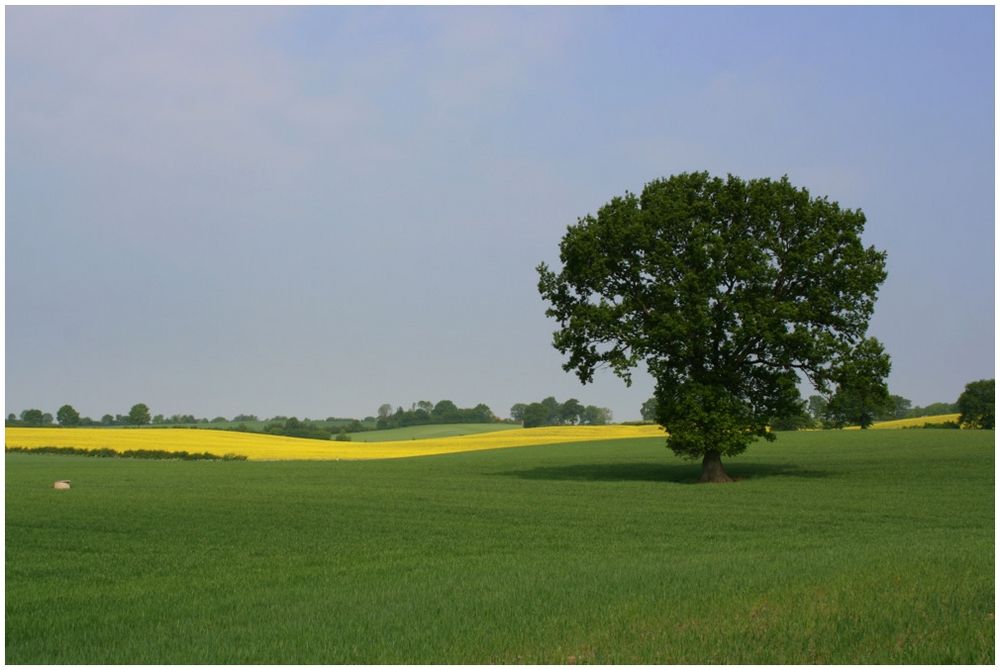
[{"x1": 6, "y1": 6, "x2": 995, "y2": 422}]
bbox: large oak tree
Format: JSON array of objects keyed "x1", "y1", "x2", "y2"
[{"x1": 537, "y1": 172, "x2": 889, "y2": 482}]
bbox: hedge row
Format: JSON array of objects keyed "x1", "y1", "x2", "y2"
[{"x1": 5, "y1": 446, "x2": 247, "y2": 460}]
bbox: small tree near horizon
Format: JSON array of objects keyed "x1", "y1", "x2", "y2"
[
  {"x1": 56, "y1": 404, "x2": 81, "y2": 427},
  {"x1": 958, "y1": 379, "x2": 994, "y2": 429},
  {"x1": 538, "y1": 172, "x2": 889, "y2": 482},
  {"x1": 128, "y1": 403, "x2": 151, "y2": 426}
]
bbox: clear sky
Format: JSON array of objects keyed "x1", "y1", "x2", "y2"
[{"x1": 6, "y1": 6, "x2": 995, "y2": 422}]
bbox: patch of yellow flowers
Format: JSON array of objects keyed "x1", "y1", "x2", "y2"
[
  {"x1": 5, "y1": 425, "x2": 666, "y2": 461},
  {"x1": 843, "y1": 413, "x2": 961, "y2": 430},
  {"x1": 5, "y1": 414, "x2": 963, "y2": 461}
]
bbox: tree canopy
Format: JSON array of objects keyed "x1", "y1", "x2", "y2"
[
  {"x1": 56, "y1": 404, "x2": 81, "y2": 427},
  {"x1": 538, "y1": 172, "x2": 889, "y2": 481},
  {"x1": 957, "y1": 379, "x2": 994, "y2": 429},
  {"x1": 127, "y1": 403, "x2": 151, "y2": 426},
  {"x1": 512, "y1": 396, "x2": 612, "y2": 427}
]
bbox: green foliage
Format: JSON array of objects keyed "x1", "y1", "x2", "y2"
[
  {"x1": 958, "y1": 378, "x2": 994, "y2": 429},
  {"x1": 582, "y1": 405, "x2": 612, "y2": 425},
  {"x1": 769, "y1": 397, "x2": 815, "y2": 431},
  {"x1": 262, "y1": 417, "x2": 333, "y2": 441},
  {"x1": 516, "y1": 396, "x2": 612, "y2": 427},
  {"x1": 640, "y1": 397, "x2": 658, "y2": 422},
  {"x1": 56, "y1": 404, "x2": 81, "y2": 427},
  {"x1": 538, "y1": 172, "x2": 888, "y2": 464},
  {"x1": 6, "y1": 446, "x2": 246, "y2": 460},
  {"x1": 559, "y1": 398, "x2": 584, "y2": 425},
  {"x1": 127, "y1": 403, "x2": 151, "y2": 426},
  {"x1": 806, "y1": 395, "x2": 828, "y2": 423},
  {"x1": 5, "y1": 431, "x2": 993, "y2": 664},
  {"x1": 374, "y1": 400, "x2": 495, "y2": 430},
  {"x1": 432, "y1": 400, "x2": 459, "y2": 419},
  {"x1": 522, "y1": 403, "x2": 549, "y2": 428},
  {"x1": 19, "y1": 409, "x2": 46, "y2": 426},
  {"x1": 822, "y1": 338, "x2": 893, "y2": 429},
  {"x1": 904, "y1": 401, "x2": 959, "y2": 418},
  {"x1": 886, "y1": 394, "x2": 912, "y2": 420}
]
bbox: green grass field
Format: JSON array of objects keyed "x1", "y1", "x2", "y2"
[
  {"x1": 345, "y1": 422, "x2": 522, "y2": 442},
  {"x1": 5, "y1": 430, "x2": 994, "y2": 663}
]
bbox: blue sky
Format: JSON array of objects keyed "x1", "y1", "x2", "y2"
[{"x1": 6, "y1": 6, "x2": 994, "y2": 421}]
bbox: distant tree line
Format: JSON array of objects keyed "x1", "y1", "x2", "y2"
[
  {"x1": 4, "y1": 405, "x2": 366, "y2": 440},
  {"x1": 510, "y1": 397, "x2": 612, "y2": 428},
  {"x1": 257, "y1": 417, "x2": 365, "y2": 441},
  {"x1": 640, "y1": 378, "x2": 993, "y2": 431},
  {"x1": 374, "y1": 400, "x2": 497, "y2": 430},
  {"x1": 7, "y1": 403, "x2": 153, "y2": 427}
]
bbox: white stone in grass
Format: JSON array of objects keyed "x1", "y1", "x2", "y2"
[{"x1": 53, "y1": 480, "x2": 71, "y2": 490}]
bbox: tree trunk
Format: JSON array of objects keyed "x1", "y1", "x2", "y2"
[{"x1": 699, "y1": 450, "x2": 734, "y2": 483}]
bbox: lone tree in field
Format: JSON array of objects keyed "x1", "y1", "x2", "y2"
[
  {"x1": 537, "y1": 172, "x2": 890, "y2": 482},
  {"x1": 127, "y1": 403, "x2": 151, "y2": 426}
]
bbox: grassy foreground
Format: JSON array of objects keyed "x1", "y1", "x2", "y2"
[{"x1": 6, "y1": 430, "x2": 994, "y2": 664}]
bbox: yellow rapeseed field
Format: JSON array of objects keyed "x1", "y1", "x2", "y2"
[
  {"x1": 6, "y1": 415, "x2": 963, "y2": 460},
  {"x1": 5, "y1": 425, "x2": 666, "y2": 461},
  {"x1": 843, "y1": 413, "x2": 961, "y2": 430}
]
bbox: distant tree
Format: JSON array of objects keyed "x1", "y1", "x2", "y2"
[
  {"x1": 824, "y1": 390, "x2": 874, "y2": 429},
  {"x1": 233, "y1": 414, "x2": 258, "y2": 422},
  {"x1": 20, "y1": 409, "x2": 44, "y2": 426},
  {"x1": 377, "y1": 404, "x2": 393, "y2": 420},
  {"x1": 769, "y1": 412, "x2": 814, "y2": 431},
  {"x1": 211, "y1": 416, "x2": 227, "y2": 423},
  {"x1": 417, "y1": 400, "x2": 434, "y2": 413},
  {"x1": 958, "y1": 379, "x2": 994, "y2": 429},
  {"x1": 822, "y1": 339, "x2": 892, "y2": 429},
  {"x1": 582, "y1": 405, "x2": 612, "y2": 425},
  {"x1": 522, "y1": 403, "x2": 549, "y2": 428},
  {"x1": 769, "y1": 396, "x2": 813, "y2": 431},
  {"x1": 905, "y1": 401, "x2": 959, "y2": 418},
  {"x1": 537, "y1": 172, "x2": 888, "y2": 481},
  {"x1": 128, "y1": 403, "x2": 151, "y2": 426},
  {"x1": 41, "y1": 413, "x2": 54, "y2": 426},
  {"x1": 7, "y1": 413, "x2": 16, "y2": 423},
  {"x1": 510, "y1": 403, "x2": 528, "y2": 422},
  {"x1": 540, "y1": 396, "x2": 562, "y2": 425},
  {"x1": 806, "y1": 395, "x2": 828, "y2": 423},
  {"x1": 432, "y1": 400, "x2": 458, "y2": 420},
  {"x1": 640, "y1": 397, "x2": 658, "y2": 422},
  {"x1": 263, "y1": 416, "x2": 333, "y2": 441},
  {"x1": 888, "y1": 395, "x2": 912, "y2": 420},
  {"x1": 56, "y1": 404, "x2": 81, "y2": 427},
  {"x1": 100, "y1": 414, "x2": 115, "y2": 426},
  {"x1": 560, "y1": 398, "x2": 584, "y2": 425},
  {"x1": 471, "y1": 403, "x2": 495, "y2": 422}
]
